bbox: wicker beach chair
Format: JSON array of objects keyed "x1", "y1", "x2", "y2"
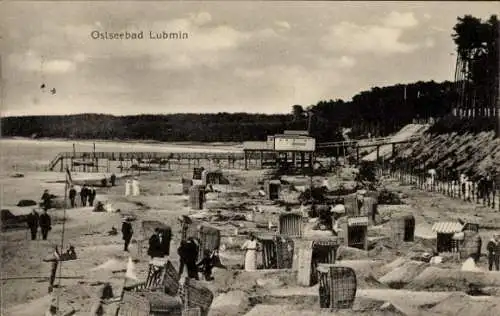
[{"x1": 317, "y1": 265, "x2": 357, "y2": 310}]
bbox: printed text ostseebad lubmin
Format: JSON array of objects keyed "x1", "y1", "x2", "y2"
[{"x1": 90, "y1": 30, "x2": 189, "y2": 40}]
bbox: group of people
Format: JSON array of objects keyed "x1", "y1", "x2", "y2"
[
  {"x1": 26, "y1": 209, "x2": 52, "y2": 240},
  {"x1": 177, "y1": 237, "x2": 218, "y2": 281},
  {"x1": 68, "y1": 185, "x2": 97, "y2": 208},
  {"x1": 118, "y1": 224, "x2": 222, "y2": 281},
  {"x1": 477, "y1": 175, "x2": 496, "y2": 207}
]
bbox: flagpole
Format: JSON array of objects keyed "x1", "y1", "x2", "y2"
[{"x1": 56, "y1": 167, "x2": 69, "y2": 310}]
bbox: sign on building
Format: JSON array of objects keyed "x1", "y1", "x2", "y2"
[{"x1": 274, "y1": 135, "x2": 316, "y2": 152}]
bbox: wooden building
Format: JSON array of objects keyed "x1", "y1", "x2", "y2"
[
  {"x1": 242, "y1": 132, "x2": 316, "y2": 171},
  {"x1": 340, "y1": 216, "x2": 369, "y2": 250},
  {"x1": 360, "y1": 196, "x2": 378, "y2": 225},
  {"x1": 265, "y1": 180, "x2": 281, "y2": 200},
  {"x1": 432, "y1": 221, "x2": 464, "y2": 253},
  {"x1": 390, "y1": 214, "x2": 415, "y2": 244},
  {"x1": 255, "y1": 234, "x2": 294, "y2": 269},
  {"x1": 188, "y1": 185, "x2": 205, "y2": 210},
  {"x1": 343, "y1": 194, "x2": 360, "y2": 217},
  {"x1": 278, "y1": 213, "x2": 303, "y2": 237},
  {"x1": 296, "y1": 238, "x2": 342, "y2": 287}
]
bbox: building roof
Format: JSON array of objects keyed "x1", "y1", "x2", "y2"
[
  {"x1": 283, "y1": 130, "x2": 309, "y2": 136},
  {"x1": 431, "y1": 222, "x2": 464, "y2": 234},
  {"x1": 243, "y1": 141, "x2": 273, "y2": 151},
  {"x1": 347, "y1": 216, "x2": 369, "y2": 227}
]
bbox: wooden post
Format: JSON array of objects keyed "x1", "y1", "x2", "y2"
[
  {"x1": 376, "y1": 145, "x2": 380, "y2": 162},
  {"x1": 244, "y1": 151, "x2": 248, "y2": 170},
  {"x1": 356, "y1": 147, "x2": 360, "y2": 164}
]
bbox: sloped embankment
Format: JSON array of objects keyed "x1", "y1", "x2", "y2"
[{"x1": 392, "y1": 131, "x2": 500, "y2": 176}]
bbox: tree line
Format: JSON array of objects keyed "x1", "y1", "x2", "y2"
[{"x1": 2, "y1": 15, "x2": 497, "y2": 142}]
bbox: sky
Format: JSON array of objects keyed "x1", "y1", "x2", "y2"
[{"x1": 1, "y1": 1, "x2": 498, "y2": 116}]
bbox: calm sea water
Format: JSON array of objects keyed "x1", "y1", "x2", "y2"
[{"x1": 0, "y1": 138, "x2": 241, "y2": 176}]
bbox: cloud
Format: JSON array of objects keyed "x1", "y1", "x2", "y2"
[
  {"x1": 190, "y1": 12, "x2": 212, "y2": 26},
  {"x1": 275, "y1": 20, "x2": 291, "y2": 30},
  {"x1": 423, "y1": 13, "x2": 432, "y2": 20},
  {"x1": 382, "y1": 11, "x2": 419, "y2": 29},
  {"x1": 316, "y1": 56, "x2": 357, "y2": 69},
  {"x1": 321, "y1": 21, "x2": 418, "y2": 55},
  {"x1": 73, "y1": 52, "x2": 87, "y2": 63},
  {"x1": 430, "y1": 26, "x2": 447, "y2": 32},
  {"x1": 424, "y1": 38, "x2": 435, "y2": 48},
  {"x1": 8, "y1": 51, "x2": 76, "y2": 73}
]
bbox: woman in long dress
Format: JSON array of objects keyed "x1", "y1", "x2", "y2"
[{"x1": 241, "y1": 234, "x2": 258, "y2": 271}]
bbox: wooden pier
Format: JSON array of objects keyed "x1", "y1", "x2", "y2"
[{"x1": 48, "y1": 151, "x2": 246, "y2": 172}]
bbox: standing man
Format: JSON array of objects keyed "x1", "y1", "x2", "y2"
[
  {"x1": 110, "y1": 174, "x2": 117, "y2": 187},
  {"x1": 41, "y1": 189, "x2": 52, "y2": 211},
  {"x1": 487, "y1": 233, "x2": 500, "y2": 271},
  {"x1": 69, "y1": 186, "x2": 77, "y2": 208},
  {"x1": 26, "y1": 209, "x2": 39, "y2": 240},
  {"x1": 88, "y1": 186, "x2": 97, "y2": 207},
  {"x1": 484, "y1": 175, "x2": 493, "y2": 207},
  {"x1": 39, "y1": 209, "x2": 52, "y2": 240},
  {"x1": 159, "y1": 227, "x2": 172, "y2": 257},
  {"x1": 147, "y1": 228, "x2": 162, "y2": 259},
  {"x1": 477, "y1": 176, "x2": 485, "y2": 205},
  {"x1": 121, "y1": 217, "x2": 133, "y2": 252},
  {"x1": 80, "y1": 185, "x2": 88, "y2": 207},
  {"x1": 185, "y1": 238, "x2": 200, "y2": 280},
  {"x1": 178, "y1": 240, "x2": 189, "y2": 276}
]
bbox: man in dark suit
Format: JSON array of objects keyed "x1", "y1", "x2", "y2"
[
  {"x1": 80, "y1": 185, "x2": 88, "y2": 207},
  {"x1": 69, "y1": 186, "x2": 77, "y2": 208},
  {"x1": 26, "y1": 209, "x2": 39, "y2": 240},
  {"x1": 39, "y1": 209, "x2": 51, "y2": 240},
  {"x1": 121, "y1": 217, "x2": 133, "y2": 252},
  {"x1": 88, "y1": 186, "x2": 97, "y2": 207},
  {"x1": 147, "y1": 228, "x2": 162, "y2": 259}
]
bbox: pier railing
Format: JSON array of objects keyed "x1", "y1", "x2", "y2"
[{"x1": 47, "y1": 151, "x2": 245, "y2": 171}]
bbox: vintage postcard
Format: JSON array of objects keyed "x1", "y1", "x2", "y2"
[{"x1": 1, "y1": 1, "x2": 499, "y2": 315}]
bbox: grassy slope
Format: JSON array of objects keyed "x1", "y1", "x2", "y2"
[{"x1": 393, "y1": 130, "x2": 500, "y2": 177}]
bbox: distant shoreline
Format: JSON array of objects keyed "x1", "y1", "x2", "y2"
[{"x1": 0, "y1": 136, "x2": 243, "y2": 147}]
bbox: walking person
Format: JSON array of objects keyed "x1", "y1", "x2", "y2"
[
  {"x1": 121, "y1": 217, "x2": 133, "y2": 252},
  {"x1": 39, "y1": 209, "x2": 52, "y2": 240},
  {"x1": 487, "y1": 234, "x2": 500, "y2": 271},
  {"x1": 80, "y1": 185, "x2": 88, "y2": 207},
  {"x1": 88, "y1": 186, "x2": 97, "y2": 207},
  {"x1": 26, "y1": 209, "x2": 39, "y2": 240},
  {"x1": 69, "y1": 186, "x2": 76, "y2": 208},
  {"x1": 241, "y1": 233, "x2": 259, "y2": 271}
]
